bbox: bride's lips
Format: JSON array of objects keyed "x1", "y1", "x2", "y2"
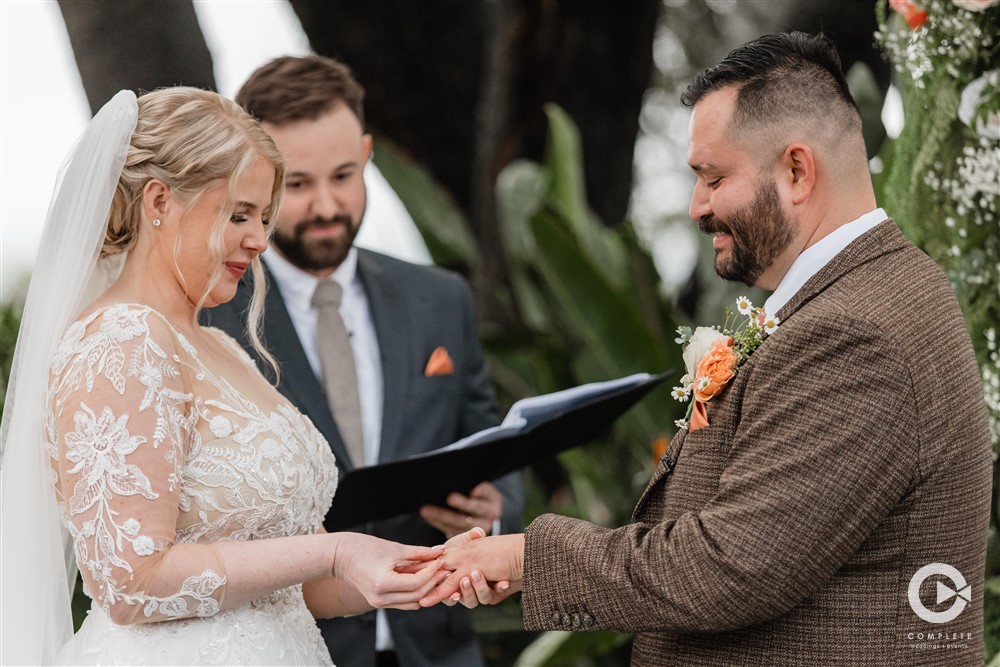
[{"x1": 225, "y1": 261, "x2": 249, "y2": 279}]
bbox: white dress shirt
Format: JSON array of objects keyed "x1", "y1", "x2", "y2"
[
  {"x1": 263, "y1": 247, "x2": 384, "y2": 467},
  {"x1": 264, "y1": 248, "x2": 399, "y2": 649},
  {"x1": 764, "y1": 209, "x2": 887, "y2": 318}
]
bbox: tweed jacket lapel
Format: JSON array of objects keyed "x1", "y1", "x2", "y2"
[
  {"x1": 775, "y1": 218, "x2": 902, "y2": 324},
  {"x1": 633, "y1": 219, "x2": 904, "y2": 520},
  {"x1": 356, "y1": 249, "x2": 411, "y2": 464},
  {"x1": 258, "y1": 264, "x2": 355, "y2": 471}
]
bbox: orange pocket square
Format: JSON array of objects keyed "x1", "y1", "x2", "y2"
[{"x1": 424, "y1": 346, "x2": 454, "y2": 376}]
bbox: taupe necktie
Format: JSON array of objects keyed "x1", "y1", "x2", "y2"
[{"x1": 312, "y1": 280, "x2": 365, "y2": 467}]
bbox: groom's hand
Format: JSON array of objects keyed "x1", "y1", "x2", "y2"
[
  {"x1": 419, "y1": 532, "x2": 525, "y2": 607},
  {"x1": 419, "y1": 481, "x2": 503, "y2": 539}
]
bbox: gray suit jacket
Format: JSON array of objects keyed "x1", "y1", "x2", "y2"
[
  {"x1": 520, "y1": 221, "x2": 991, "y2": 666},
  {"x1": 204, "y1": 248, "x2": 524, "y2": 667}
]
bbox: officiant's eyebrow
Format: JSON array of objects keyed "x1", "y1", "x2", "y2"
[{"x1": 689, "y1": 162, "x2": 716, "y2": 174}]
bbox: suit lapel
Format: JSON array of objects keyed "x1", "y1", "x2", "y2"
[
  {"x1": 259, "y1": 264, "x2": 355, "y2": 471},
  {"x1": 777, "y1": 219, "x2": 905, "y2": 324},
  {"x1": 631, "y1": 221, "x2": 908, "y2": 520},
  {"x1": 357, "y1": 250, "x2": 411, "y2": 463}
]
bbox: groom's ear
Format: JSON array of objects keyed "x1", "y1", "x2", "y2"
[{"x1": 142, "y1": 179, "x2": 173, "y2": 222}]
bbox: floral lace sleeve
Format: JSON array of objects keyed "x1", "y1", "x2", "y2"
[{"x1": 46, "y1": 305, "x2": 227, "y2": 625}]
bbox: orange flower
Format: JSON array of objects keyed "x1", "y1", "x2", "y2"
[
  {"x1": 693, "y1": 338, "x2": 737, "y2": 403},
  {"x1": 889, "y1": 0, "x2": 928, "y2": 30},
  {"x1": 651, "y1": 436, "x2": 669, "y2": 467}
]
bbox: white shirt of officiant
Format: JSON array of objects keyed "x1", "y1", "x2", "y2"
[
  {"x1": 263, "y1": 246, "x2": 402, "y2": 651},
  {"x1": 763, "y1": 208, "x2": 887, "y2": 317}
]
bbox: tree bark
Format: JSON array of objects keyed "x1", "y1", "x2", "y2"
[
  {"x1": 290, "y1": 0, "x2": 658, "y2": 321},
  {"x1": 58, "y1": 0, "x2": 215, "y2": 116}
]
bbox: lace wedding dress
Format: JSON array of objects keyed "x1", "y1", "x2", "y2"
[{"x1": 46, "y1": 303, "x2": 338, "y2": 665}]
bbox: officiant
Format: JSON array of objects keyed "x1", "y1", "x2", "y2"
[{"x1": 204, "y1": 55, "x2": 524, "y2": 667}]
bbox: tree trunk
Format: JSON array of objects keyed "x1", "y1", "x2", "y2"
[
  {"x1": 58, "y1": 0, "x2": 215, "y2": 116},
  {"x1": 290, "y1": 0, "x2": 658, "y2": 321}
]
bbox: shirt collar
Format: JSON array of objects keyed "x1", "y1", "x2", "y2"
[
  {"x1": 262, "y1": 245, "x2": 360, "y2": 309},
  {"x1": 764, "y1": 208, "x2": 887, "y2": 318}
]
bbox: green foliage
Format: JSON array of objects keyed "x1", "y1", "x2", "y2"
[
  {"x1": 382, "y1": 104, "x2": 685, "y2": 665},
  {"x1": 371, "y1": 136, "x2": 480, "y2": 270},
  {"x1": 0, "y1": 300, "x2": 22, "y2": 412}
]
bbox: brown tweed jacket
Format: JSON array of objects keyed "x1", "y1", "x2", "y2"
[{"x1": 521, "y1": 221, "x2": 992, "y2": 666}]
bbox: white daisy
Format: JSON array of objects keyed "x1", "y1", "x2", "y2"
[
  {"x1": 671, "y1": 385, "x2": 691, "y2": 402},
  {"x1": 674, "y1": 419, "x2": 688, "y2": 430},
  {"x1": 762, "y1": 314, "x2": 780, "y2": 335},
  {"x1": 736, "y1": 296, "x2": 753, "y2": 315}
]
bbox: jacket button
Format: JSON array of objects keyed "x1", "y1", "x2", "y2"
[
  {"x1": 571, "y1": 613, "x2": 582, "y2": 628},
  {"x1": 582, "y1": 613, "x2": 594, "y2": 627},
  {"x1": 552, "y1": 611, "x2": 561, "y2": 625},
  {"x1": 561, "y1": 613, "x2": 571, "y2": 627}
]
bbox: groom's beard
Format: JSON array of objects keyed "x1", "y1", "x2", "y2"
[
  {"x1": 699, "y1": 178, "x2": 795, "y2": 287},
  {"x1": 272, "y1": 212, "x2": 363, "y2": 272}
]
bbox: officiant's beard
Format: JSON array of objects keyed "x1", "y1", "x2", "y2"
[
  {"x1": 272, "y1": 213, "x2": 362, "y2": 272},
  {"x1": 699, "y1": 178, "x2": 795, "y2": 287}
]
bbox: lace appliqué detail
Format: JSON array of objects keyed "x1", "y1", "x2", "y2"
[{"x1": 46, "y1": 303, "x2": 337, "y2": 653}]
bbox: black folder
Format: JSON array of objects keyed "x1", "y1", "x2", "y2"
[{"x1": 325, "y1": 372, "x2": 669, "y2": 531}]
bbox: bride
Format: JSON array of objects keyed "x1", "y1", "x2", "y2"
[{"x1": 0, "y1": 88, "x2": 450, "y2": 665}]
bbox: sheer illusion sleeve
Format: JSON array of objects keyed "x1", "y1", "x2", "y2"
[{"x1": 46, "y1": 305, "x2": 227, "y2": 625}]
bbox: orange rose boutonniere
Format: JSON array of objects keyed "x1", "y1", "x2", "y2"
[{"x1": 671, "y1": 296, "x2": 779, "y2": 432}]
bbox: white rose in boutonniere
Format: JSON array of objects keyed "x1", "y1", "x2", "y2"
[
  {"x1": 681, "y1": 327, "x2": 730, "y2": 387},
  {"x1": 672, "y1": 297, "x2": 778, "y2": 432}
]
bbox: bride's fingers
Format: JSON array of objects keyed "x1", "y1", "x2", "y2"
[
  {"x1": 401, "y1": 545, "x2": 445, "y2": 562},
  {"x1": 419, "y1": 570, "x2": 465, "y2": 607},
  {"x1": 394, "y1": 557, "x2": 442, "y2": 575},
  {"x1": 374, "y1": 570, "x2": 451, "y2": 608}
]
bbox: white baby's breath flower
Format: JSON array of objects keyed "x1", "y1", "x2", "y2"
[
  {"x1": 736, "y1": 296, "x2": 753, "y2": 315},
  {"x1": 762, "y1": 315, "x2": 780, "y2": 335},
  {"x1": 671, "y1": 386, "x2": 691, "y2": 402}
]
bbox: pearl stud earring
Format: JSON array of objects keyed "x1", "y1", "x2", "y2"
[{"x1": 152, "y1": 218, "x2": 161, "y2": 227}]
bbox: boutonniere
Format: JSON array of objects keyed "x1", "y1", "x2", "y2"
[{"x1": 671, "y1": 296, "x2": 779, "y2": 432}]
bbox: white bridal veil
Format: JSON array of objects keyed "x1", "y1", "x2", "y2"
[{"x1": 0, "y1": 90, "x2": 138, "y2": 664}]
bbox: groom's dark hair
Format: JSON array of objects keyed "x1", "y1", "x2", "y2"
[{"x1": 682, "y1": 32, "x2": 861, "y2": 149}]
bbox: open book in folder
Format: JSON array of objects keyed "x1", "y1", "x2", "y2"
[{"x1": 325, "y1": 371, "x2": 669, "y2": 531}]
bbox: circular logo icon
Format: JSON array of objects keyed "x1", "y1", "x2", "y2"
[{"x1": 908, "y1": 563, "x2": 971, "y2": 624}]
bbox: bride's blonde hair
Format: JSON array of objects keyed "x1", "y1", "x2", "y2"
[{"x1": 102, "y1": 87, "x2": 283, "y2": 374}]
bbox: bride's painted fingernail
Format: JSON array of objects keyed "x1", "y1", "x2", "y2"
[
  {"x1": 471, "y1": 570, "x2": 482, "y2": 582},
  {"x1": 499, "y1": 582, "x2": 510, "y2": 591}
]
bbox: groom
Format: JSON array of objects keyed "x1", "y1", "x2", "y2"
[{"x1": 423, "y1": 32, "x2": 993, "y2": 665}]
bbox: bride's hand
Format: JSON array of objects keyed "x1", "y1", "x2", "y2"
[{"x1": 332, "y1": 534, "x2": 446, "y2": 610}]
